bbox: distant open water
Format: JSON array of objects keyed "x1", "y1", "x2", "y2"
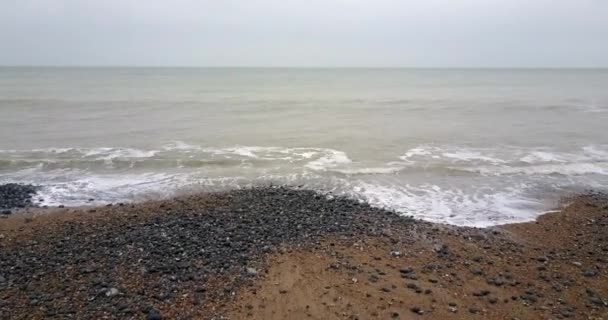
[{"x1": 1, "y1": 67, "x2": 607, "y2": 226}]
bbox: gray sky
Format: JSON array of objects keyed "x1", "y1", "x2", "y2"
[{"x1": 1, "y1": 0, "x2": 607, "y2": 67}]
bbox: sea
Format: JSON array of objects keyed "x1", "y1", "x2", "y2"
[{"x1": 1, "y1": 67, "x2": 607, "y2": 227}]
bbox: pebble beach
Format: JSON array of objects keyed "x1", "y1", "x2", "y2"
[{"x1": 0, "y1": 185, "x2": 607, "y2": 319}]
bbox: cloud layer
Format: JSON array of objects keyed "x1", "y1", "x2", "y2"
[{"x1": 1, "y1": 0, "x2": 607, "y2": 67}]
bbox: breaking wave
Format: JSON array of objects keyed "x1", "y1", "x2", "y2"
[{"x1": 1, "y1": 142, "x2": 607, "y2": 227}]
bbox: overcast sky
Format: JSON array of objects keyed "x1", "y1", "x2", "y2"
[{"x1": 1, "y1": 0, "x2": 607, "y2": 67}]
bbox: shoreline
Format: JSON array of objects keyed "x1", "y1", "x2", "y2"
[
  {"x1": 1, "y1": 187, "x2": 607, "y2": 319},
  {"x1": 0, "y1": 182, "x2": 580, "y2": 229}
]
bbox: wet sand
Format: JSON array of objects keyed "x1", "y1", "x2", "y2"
[{"x1": 1, "y1": 188, "x2": 607, "y2": 319}]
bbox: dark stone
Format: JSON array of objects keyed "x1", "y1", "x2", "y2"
[
  {"x1": 399, "y1": 267, "x2": 414, "y2": 274},
  {"x1": 590, "y1": 297, "x2": 605, "y2": 306},
  {"x1": 147, "y1": 311, "x2": 163, "y2": 320},
  {"x1": 583, "y1": 270, "x2": 598, "y2": 277},
  {"x1": 406, "y1": 283, "x2": 419, "y2": 290},
  {"x1": 410, "y1": 306, "x2": 423, "y2": 314},
  {"x1": 0, "y1": 183, "x2": 39, "y2": 210},
  {"x1": 473, "y1": 290, "x2": 490, "y2": 297},
  {"x1": 471, "y1": 268, "x2": 484, "y2": 276}
]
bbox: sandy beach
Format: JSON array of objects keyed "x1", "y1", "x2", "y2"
[{"x1": 0, "y1": 187, "x2": 606, "y2": 319}]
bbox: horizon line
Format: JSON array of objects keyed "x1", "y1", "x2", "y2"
[{"x1": 1, "y1": 65, "x2": 608, "y2": 70}]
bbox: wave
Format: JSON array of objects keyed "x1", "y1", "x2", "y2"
[
  {"x1": 399, "y1": 144, "x2": 608, "y2": 176},
  {"x1": 33, "y1": 172, "x2": 191, "y2": 206},
  {"x1": 3, "y1": 143, "x2": 608, "y2": 177},
  {"x1": 346, "y1": 181, "x2": 551, "y2": 227},
  {"x1": 82, "y1": 148, "x2": 159, "y2": 159},
  {"x1": 330, "y1": 166, "x2": 404, "y2": 175},
  {"x1": 305, "y1": 150, "x2": 352, "y2": 170},
  {"x1": 2, "y1": 142, "x2": 607, "y2": 228},
  {"x1": 469, "y1": 163, "x2": 608, "y2": 176},
  {"x1": 2, "y1": 168, "x2": 555, "y2": 227},
  {"x1": 441, "y1": 151, "x2": 506, "y2": 164},
  {"x1": 0, "y1": 143, "x2": 354, "y2": 172},
  {"x1": 1, "y1": 165, "x2": 603, "y2": 228}
]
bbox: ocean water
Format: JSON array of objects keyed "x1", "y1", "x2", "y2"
[{"x1": 1, "y1": 67, "x2": 607, "y2": 226}]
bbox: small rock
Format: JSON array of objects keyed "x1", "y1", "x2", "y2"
[
  {"x1": 520, "y1": 294, "x2": 537, "y2": 303},
  {"x1": 490, "y1": 277, "x2": 505, "y2": 286},
  {"x1": 105, "y1": 288, "x2": 119, "y2": 297},
  {"x1": 246, "y1": 267, "x2": 258, "y2": 276},
  {"x1": 147, "y1": 311, "x2": 163, "y2": 320},
  {"x1": 590, "y1": 297, "x2": 605, "y2": 306},
  {"x1": 471, "y1": 268, "x2": 483, "y2": 276},
  {"x1": 472, "y1": 290, "x2": 490, "y2": 297},
  {"x1": 583, "y1": 270, "x2": 598, "y2": 277},
  {"x1": 399, "y1": 267, "x2": 414, "y2": 274},
  {"x1": 410, "y1": 306, "x2": 423, "y2": 314},
  {"x1": 406, "y1": 283, "x2": 419, "y2": 290}
]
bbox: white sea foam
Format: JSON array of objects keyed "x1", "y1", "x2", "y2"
[
  {"x1": 2, "y1": 143, "x2": 607, "y2": 227},
  {"x1": 519, "y1": 151, "x2": 567, "y2": 163},
  {"x1": 30, "y1": 148, "x2": 76, "y2": 154},
  {"x1": 401, "y1": 144, "x2": 608, "y2": 167},
  {"x1": 162, "y1": 141, "x2": 202, "y2": 151},
  {"x1": 200, "y1": 146, "x2": 351, "y2": 166},
  {"x1": 441, "y1": 151, "x2": 506, "y2": 164},
  {"x1": 471, "y1": 163, "x2": 608, "y2": 176},
  {"x1": 0, "y1": 165, "x2": 586, "y2": 227},
  {"x1": 82, "y1": 148, "x2": 159, "y2": 160},
  {"x1": 401, "y1": 145, "x2": 508, "y2": 165},
  {"x1": 347, "y1": 181, "x2": 547, "y2": 227},
  {"x1": 331, "y1": 166, "x2": 404, "y2": 175},
  {"x1": 305, "y1": 149, "x2": 352, "y2": 171},
  {"x1": 300, "y1": 152, "x2": 316, "y2": 159},
  {"x1": 220, "y1": 147, "x2": 260, "y2": 158},
  {"x1": 582, "y1": 145, "x2": 608, "y2": 158},
  {"x1": 34, "y1": 172, "x2": 189, "y2": 206}
]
